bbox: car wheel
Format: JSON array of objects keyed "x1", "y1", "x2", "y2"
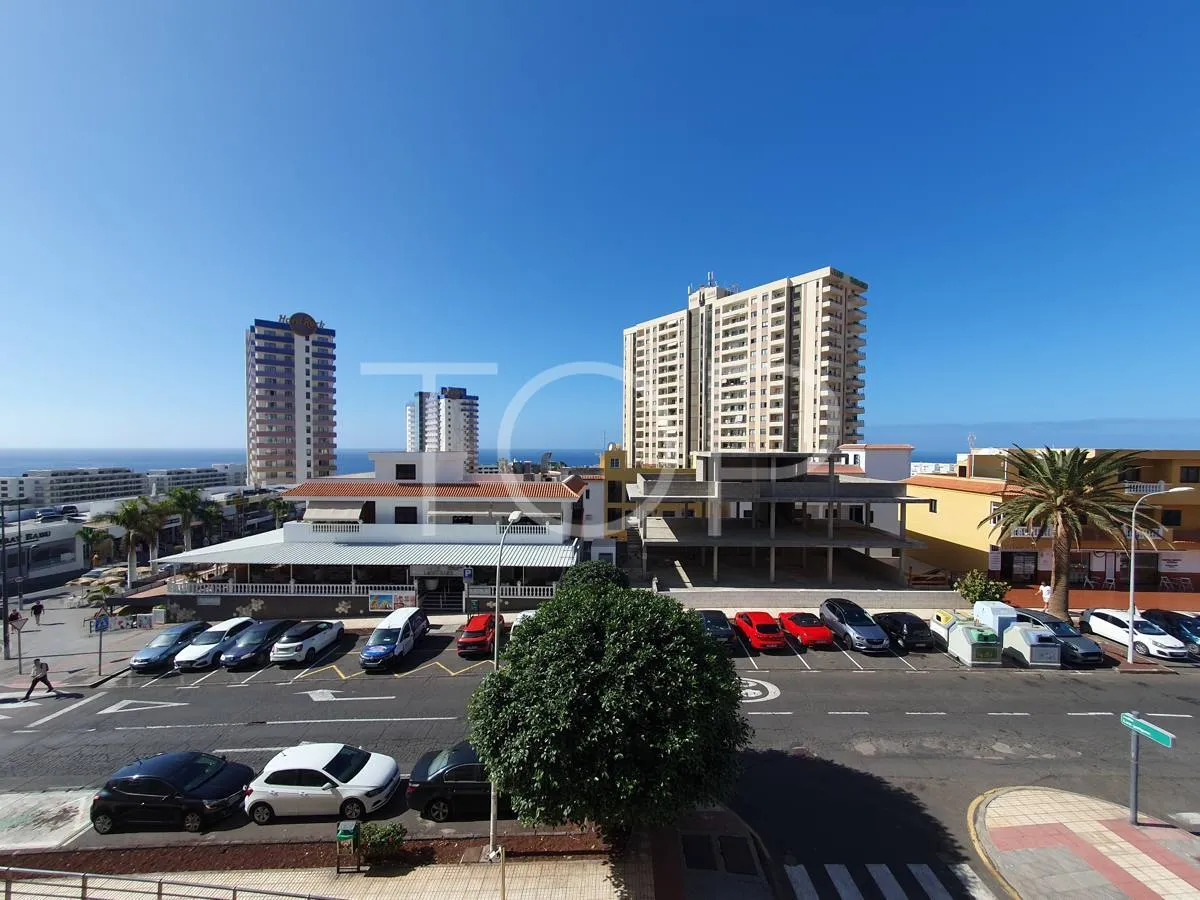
[
  {"x1": 1134, "y1": 641, "x2": 1149, "y2": 657},
  {"x1": 92, "y1": 813, "x2": 116, "y2": 835},
  {"x1": 182, "y1": 811, "x2": 204, "y2": 833},
  {"x1": 249, "y1": 802, "x2": 275, "y2": 825},
  {"x1": 340, "y1": 798, "x2": 366, "y2": 820},
  {"x1": 305, "y1": 647, "x2": 316, "y2": 664},
  {"x1": 425, "y1": 797, "x2": 451, "y2": 823}
]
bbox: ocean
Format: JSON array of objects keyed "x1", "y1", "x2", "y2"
[{"x1": 0, "y1": 447, "x2": 957, "y2": 476}]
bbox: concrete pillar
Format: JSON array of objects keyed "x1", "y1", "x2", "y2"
[
  {"x1": 864, "y1": 502, "x2": 871, "y2": 530},
  {"x1": 769, "y1": 546, "x2": 776, "y2": 583},
  {"x1": 826, "y1": 546, "x2": 834, "y2": 585},
  {"x1": 770, "y1": 502, "x2": 776, "y2": 539},
  {"x1": 751, "y1": 546, "x2": 756, "y2": 566},
  {"x1": 900, "y1": 502, "x2": 908, "y2": 538},
  {"x1": 713, "y1": 546, "x2": 719, "y2": 582}
]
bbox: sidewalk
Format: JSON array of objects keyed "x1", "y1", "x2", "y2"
[{"x1": 971, "y1": 786, "x2": 1200, "y2": 898}]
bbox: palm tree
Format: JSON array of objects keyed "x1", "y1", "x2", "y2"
[
  {"x1": 98, "y1": 499, "x2": 161, "y2": 588},
  {"x1": 982, "y1": 447, "x2": 1156, "y2": 619},
  {"x1": 167, "y1": 487, "x2": 205, "y2": 552},
  {"x1": 267, "y1": 496, "x2": 293, "y2": 529},
  {"x1": 141, "y1": 499, "x2": 172, "y2": 572},
  {"x1": 197, "y1": 501, "x2": 225, "y2": 546},
  {"x1": 86, "y1": 583, "x2": 117, "y2": 614},
  {"x1": 75, "y1": 526, "x2": 112, "y2": 567}
]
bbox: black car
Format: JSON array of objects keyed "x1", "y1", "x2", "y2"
[
  {"x1": 874, "y1": 612, "x2": 935, "y2": 651},
  {"x1": 1142, "y1": 610, "x2": 1200, "y2": 657},
  {"x1": 695, "y1": 609, "x2": 735, "y2": 646},
  {"x1": 219, "y1": 619, "x2": 300, "y2": 669},
  {"x1": 128, "y1": 621, "x2": 212, "y2": 673},
  {"x1": 406, "y1": 742, "x2": 492, "y2": 823},
  {"x1": 90, "y1": 751, "x2": 254, "y2": 834}
]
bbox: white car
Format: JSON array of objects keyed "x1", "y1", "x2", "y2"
[
  {"x1": 512, "y1": 609, "x2": 538, "y2": 629},
  {"x1": 1079, "y1": 608, "x2": 1188, "y2": 659},
  {"x1": 173, "y1": 617, "x2": 255, "y2": 671},
  {"x1": 244, "y1": 742, "x2": 402, "y2": 824},
  {"x1": 270, "y1": 619, "x2": 344, "y2": 665}
]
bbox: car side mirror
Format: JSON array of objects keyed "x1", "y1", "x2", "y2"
[{"x1": 322, "y1": 782, "x2": 335, "y2": 790}]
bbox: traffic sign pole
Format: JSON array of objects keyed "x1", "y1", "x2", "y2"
[{"x1": 1130, "y1": 709, "x2": 1140, "y2": 825}]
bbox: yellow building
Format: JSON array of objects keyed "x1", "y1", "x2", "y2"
[
  {"x1": 904, "y1": 448, "x2": 1200, "y2": 591},
  {"x1": 598, "y1": 444, "x2": 702, "y2": 541}
]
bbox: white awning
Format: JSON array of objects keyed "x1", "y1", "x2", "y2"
[{"x1": 302, "y1": 501, "x2": 365, "y2": 523}]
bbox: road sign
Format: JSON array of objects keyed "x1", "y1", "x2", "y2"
[
  {"x1": 463, "y1": 567, "x2": 474, "y2": 582},
  {"x1": 1121, "y1": 712, "x2": 1175, "y2": 748},
  {"x1": 10, "y1": 616, "x2": 28, "y2": 632},
  {"x1": 94, "y1": 614, "x2": 110, "y2": 633}
]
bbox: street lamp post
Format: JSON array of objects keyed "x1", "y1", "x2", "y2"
[
  {"x1": 489, "y1": 509, "x2": 522, "y2": 860},
  {"x1": 1126, "y1": 486, "x2": 1194, "y2": 663}
]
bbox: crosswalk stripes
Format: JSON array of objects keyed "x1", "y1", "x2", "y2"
[{"x1": 784, "y1": 861, "x2": 997, "y2": 899}]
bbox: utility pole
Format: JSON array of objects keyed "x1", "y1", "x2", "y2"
[{"x1": 1, "y1": 500, "x2": 9, "y2": 660}]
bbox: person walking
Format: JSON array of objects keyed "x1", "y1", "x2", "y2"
[
  {"x1": 31, "y1": 601, "x2": 44, "y2": 626},
  {"x1": 1038, "y1": 582, "x2": 1053, "y2": 612},
  {"x1": 23, "y1": 659, "x2": 54, "y2": 700}
]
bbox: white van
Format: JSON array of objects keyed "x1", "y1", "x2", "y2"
[{"x1": 358, "y1": 607, "x2": 430, "y2": 669}]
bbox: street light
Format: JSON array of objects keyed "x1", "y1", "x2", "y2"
[
  {"x1": 1126, "y1": 486, "x2": 1194, "y2": 663},
  {"x1": 489, "y1": 509, "x2": 523, "y2": 860}
]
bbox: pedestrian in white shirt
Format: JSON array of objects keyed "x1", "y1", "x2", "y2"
[
  {"x1": 1039, "y1": 582, "x2": 1053, "y2": 612},
  {"x1": 24, "y1": 659, "x2": 54, "y2": 701}
]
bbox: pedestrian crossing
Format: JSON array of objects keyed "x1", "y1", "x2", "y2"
[{"x1": 785, "y1": 861, "x2": 996, "y2": 899}]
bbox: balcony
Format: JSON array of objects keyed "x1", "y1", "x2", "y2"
[
  {"x1": 282, "y1": 521, "x2": 571, "y2": 545},
  {"x1": 1123, "y1": 481, "x2": 1169, "y2": 495},
  {"x1": 168, "y1": 581, "x2": 415, "y2": 596}
]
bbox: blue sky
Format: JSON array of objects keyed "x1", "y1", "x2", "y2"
[{"x1": 3, "y1": 2, "x2": 1199, "y2": 452}]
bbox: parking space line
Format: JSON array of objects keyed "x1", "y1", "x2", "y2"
[
  {"x1": 1147, "y1": 713, "x2": 1194, "y2": 718},
  {"x1": 287, "y1": 644, "x2": 348, "y2": 684},
  {"x1": 736, "y1": 636, "x2": 760, "y2": 671},
  {"x1": 26, "y1": 692, "x2": 107, "y2": 729},
  {"x1": 906, "y1": 711, "x2": 947, "y2": 716},
  {"x1": 140, "y1": 671, "x2": 177, "y2": 689},
  {"x1": 1067, "y1": 712, "x2": 1113, "y2": 716},
  {"x1": 838, "y1": 646, "x2": 865, "y2": 670},
  {"x1": 239, "y1": 665, "x2": 276, "y2": 685},
  {"x1": 786, "y1": 638, "x2": 813, "y2": 671},
  {"x1": 887, "y1": 649, "x2": 918, "y2": 671},
  {"x1": 828, "y1": 711, "x2": 869, "y2": 715}
]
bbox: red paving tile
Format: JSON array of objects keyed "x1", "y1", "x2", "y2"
[
  {"x1": 988, "y1": 824, "x2": 1064, "y2": 851},
  {"x1": 1102, "y1": 819, "x2": 1200, "y2": 890}
]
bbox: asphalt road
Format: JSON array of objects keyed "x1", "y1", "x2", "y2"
[{"x1": 2, "y1": 628, "x2": 1200, "y2": 897}]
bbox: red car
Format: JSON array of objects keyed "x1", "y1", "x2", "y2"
[
  {"x1": 457, "y1": 613, "x2": 505, "y2": 656},
  {"x1": 778, "y1": 612, "x2": 836, "y2": 648},
  {"x1": 733, "y1": 611, "x2": 787, "y2": 651}
]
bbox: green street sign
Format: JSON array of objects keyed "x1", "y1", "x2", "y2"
[{"x1": 1121, "y1": 712, "x2": 1175, "y2": 749}]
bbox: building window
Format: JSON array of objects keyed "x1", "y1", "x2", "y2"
[
  {"x1": 929, "y1": 499, "x2": 938, "y2": 514},
  {"x1": 1162, "y1": 509, "x2": 1182, "y2": 527},
  {"x1": 607, "y1": 481, "x2": 624, "y2": 503},
  {"x1": 1182, "y1": 467, "x2": 1200, "y2": 483},
  {"x1": 395, "y1": 464, "x2": 416, "y2": 480},
  {"x1": 608, "y1": 457, "x2": 620, "y2": 468},
  {"x1": 451, "y1": 515, "x2": 474, "y2": 524},
  {"x1": 393, "y1": 506, "x2": 418, "y2": 524},
  {"x1": 1119, "y1": 467, "x2": 1141, "y2": 483}
]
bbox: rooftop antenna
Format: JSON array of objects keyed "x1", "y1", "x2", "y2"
[{"x1": 967, "y1": 431, "x2": 977, "y2": 478}]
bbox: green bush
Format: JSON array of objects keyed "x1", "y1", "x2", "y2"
[
  {"x1": 954, "y1": 569, "x2": 1010, "y2": 605},
  {"x1": 556, "y1": 559, "x2": 629, "y2": 598},
  {"x1": 359, "y1": 821, "x2": 407, "y2": 862}
]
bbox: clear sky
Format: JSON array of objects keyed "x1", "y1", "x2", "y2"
[{"x1": 3, "y1": 2, "x2": 1198, "y2": 451}]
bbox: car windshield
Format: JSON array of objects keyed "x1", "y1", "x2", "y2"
[
  {"x1": 755, "y1": 623, "x2": 781, "y2": 634},
  {"x1": 283, "y1": 626, "x2": 317, "y2": 641},
  {"x1": 789, "y1": 613, "x2": 821, "y2": 625},
  {"x1": 191, "y1": 631, "x2": 223, "y2": 645},
  {"x1": 1134, "y1": 621, "x2": 1167, "y2": 635},
  {"x1": 234, "y1": 628, "x2": 271, "y2": 646},
  {"x1": 148, "y1": 633, "x2": 181, "y2": 648},
  {"x1": 462, "y1": 627, "x2": 486, "y2": 638},
  {"x1": 324, "y1": 745, "x2": 370, "y2": 783},
  {"x1": 178, "y1": 754, "x2": 227, "y2": 792},
  {"x1": 1045, "y1": 621, "x2": 1079, "y2": 637},
  {"x1": 843, "y1": 609, "x2": 873, "y2": 626},
  {"x1": 425, "y1": 748, "x2": 454, "y2": 778},
  {"x1": 368, "y1": 628, "x2": 400, "y2": 646}
]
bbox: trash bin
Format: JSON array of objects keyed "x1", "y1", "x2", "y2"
[
  {"x1": 135, "y1": 613, "x2": 154, "y2": 629},
  {"x1": 947, "y1": 623, "x2": 1002, "y2": 667},
  {"x1": 335, "y1": 819, "x2": 361, "y2": 873},
  {"x1": 1002, "y1": 623, "x2": 1062, "y2": 669},
  {"x1": 152, "y1": 605, "x2": 167, "y2": 626},
  {"x1": 930, "y1": 610, "x2": 972, "y2": 649},
  {"x1": 973, "y1": 601, "x2": 1017, "y2": 638}
]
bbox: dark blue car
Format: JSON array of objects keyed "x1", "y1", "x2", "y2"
[
  {"x1": 129, "y1": 621, "x2": 211, "y2": 673},
  {"x1": 220, "y1": 619, "x2": 299, "y2": 669},
  {"x1": 1142, "y1": 609, "x2": 1200, "y2": 657}
]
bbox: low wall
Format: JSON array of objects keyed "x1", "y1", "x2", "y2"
[{"x1": 665, "y1": 587, "x2": 959, "y2": 610}]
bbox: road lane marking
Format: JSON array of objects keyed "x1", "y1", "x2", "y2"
[
  {"x1": 1147, "y1": 713, "x2": 1193, "y2": 718},
  {"x1": 747, "y1": 711, "x2": 793, "y2": 716},
  {"x1": 987, "y1": 712, "x2": 1030, "y2": 717},
  {"x1": 213, "y1": 746, "x2": 292, "y2": 753},
  {"x1": 866, "y1": 863, "x2": 908, "y2": 900},
  {"x1": 26, "y1": 693, "x2": 107, "y2": 729},
  {"x1": 735, "y1": 635, "x2": 760, "y2": 670},
  {"x1": 297, "y1": 689, "x2": 396, "y2": 702},
  {"x1": 1067, "y1": 712, "x2": 1114, "y2": 716},
  {"x1": 828, "y1": 711, "x2": 869, "y2": 716},
  {"x1": 906, "y1": 712, "x2": 947, "y2": 716},
  {"x1": 784, "y1": 865, "x2": 820, "y2": 900},
  {"x1": 825, "y1": 865, "x2": 864, "y2": 899},
  {"x1": 908, "y1": 864, "x2": 954, "y2": 900},
  {"x1": 951, "y1": 862, "x2": 999, "y2": 899},
  {"x1": 98, "y1": 699, "x2": 188, "y2": 715},
  {"x1": 115, "y1": 715, "x2": 458, "y2": 731}
]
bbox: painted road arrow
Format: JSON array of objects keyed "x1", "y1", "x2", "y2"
[
  {"x1": 97, "y1": 699, "x2": 190, "y2": 715},
  {"x1": 297, "y1": 689, "x2": 396, "y2": 702}
]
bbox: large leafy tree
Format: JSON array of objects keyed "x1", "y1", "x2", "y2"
[
  {"x1": 983, "y1": 447, "x2": 1154, "y2": 619},
  {"x1": 467, "y1": 583, "x2": 750, "y2": 843},
  {"x1": 555, "y1": 559, "x2": 630, "y2": 594},
  {"x1": 167, "y1": 487, "x2": 206, "y2": 552}
]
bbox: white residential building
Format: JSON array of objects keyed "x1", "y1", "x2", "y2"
[
  {"x1": 0, "y1": 468, "x2": 150, "y2": 507},
  {"x1": 405, "y1": 387, "x2": 480, "y2": 472},
  {"x1": 148, "y1": 464, "x2": 247, "y2": 495},
  {"x1": 246, "y1": 312, "x2": 337, "y2": 487},
  {"x1": 622, "y1": 267, "x2": 867, "y2": 467}
]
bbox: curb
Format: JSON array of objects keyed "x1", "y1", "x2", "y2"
[
  {"x1": 965, "y1": 787, "x2": 1024, "y2": 900},
  {"x1": 89, "y1": 667, "x2": 131, "y2": 688}
]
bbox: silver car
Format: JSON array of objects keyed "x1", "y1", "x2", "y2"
[
  {"x1": 819, "y1": 598, "x2": 889, "y2": 653},
  {"x1": 1014, "y1": 609, "x2": 1104, "y2": 665}
]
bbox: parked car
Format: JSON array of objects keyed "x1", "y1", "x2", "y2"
[
  {"x1": 732, "y1": 611, "x2": 787, "y2": 651},
  {"x1": 1141, "y1": 610, "x2": 1200, "y2": 658},
  {"x1": 1013, "y1": 609, "x2": 1104, "y2": 665},
  {"x1": 244, "y1": 742, "x2": 402, "y2": 824},
  {"x1": 219, "y1": 619, "x2": 299, "y2": 669},
  {"x1": 457, "y1": 613, "x2": 504, "y2": 656},
  {"x1": 1079, "y1": 608, "x2": 1188, "y2": 659},
  {"x1": 873, "y1": 612, "x2": 936, "y2": 651},
  {"x1": 90, "y1": 751, "x2": 254, "y2": 835},
  {"x1": 777, "y1": 612, "x2": 835, "y2": 648},
  {"x1": 129, "y1": 621, "x2": 211, "y2": 673},
  {"x1": 512, "y1": 609, "x2": 538, "y2": 630},
  {"x1": 819, "y1": 598, "x2": 890, "y2": 652},
  {"x1": 696, "y1": 609, "x2": 736, "y2": 645},
  {"x1": 173, "y1": 618, "x2": 255, "y2": 671},
  {"x1": 270, "y1": 620, "x2": 345, "y2": 666},
  {"x1": 359, "y1": 608, "x2": 430, "y2": 669},
  {"x1": 406, "y1": 742, "x2": 492, "y2": 823}
]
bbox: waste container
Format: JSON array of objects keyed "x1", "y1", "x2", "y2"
[
  {"x1": 930, "y1": 610, "x2": 972, "y2": 649},
  {"x1": 152, "y1": 605, "x2": 167, "y2": 626},
  {"x1": 1002, "y1": 623, "x2": 1061, "y2": 669},
  {"x1": 947, "y1": 623, "x2": 1002, "y2": 667},
  {"x1": 973, "y1": 601, "x2": 1017, "y2": 638},
  {"x1": 335, "y1": 819, "x2": 361, "y2": 873}
]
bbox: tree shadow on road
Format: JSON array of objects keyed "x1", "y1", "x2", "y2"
[{"x1": 731, "y1": 748, "x2": 968, "y2": 867}]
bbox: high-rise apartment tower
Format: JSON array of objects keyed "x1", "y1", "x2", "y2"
[
  {"x1": 622, "y1": 267, "x2": 866, "y2": 467},
  {"x1": 245, "y1": 313, "x2": 337, "y2": 486},
  {"x1": 405, "y1": 387, "x2": 480, "y2": 472}
]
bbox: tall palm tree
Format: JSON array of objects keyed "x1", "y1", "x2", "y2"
[
  {"x1": 142, "y1": 499, "x2": 172, "y2": 572},
  {"x1": 167, "y1": 487, "x2": 205, "y2": 552},
  {"x1": 98, "y1": 499, "x2": 161, "y2": 588},
  {"x1": 197, "y1": 501, "x2": 225, "y2": 546},
  {"x1": 982, "y1": 447, "x2": 1157, "y2": 619},
  {"x1": 75, "y1": 526, "x2": 112, "y2": 567},
  {"x1": 267, "y1": 496, "x2": 293, "y2": 529}
]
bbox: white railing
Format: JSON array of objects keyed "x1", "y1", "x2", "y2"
[
  {"x1": 1010, "y1": 526, "x2": 1054, "y2": 538},
  {"x1": 287, "y1": 522, "x2": 568, "y2": 545},
  {"x1": 1124, "y1": 481, "x2": 1167, "y2": 495},
  {"x1": 168, "y1": 581, "x2": 415, "y2": 596},
  {"x1": 468, "y1": 583, "x2": 557, "y2": 599},
  {"x1": 499, "y1": 523, "x2": 548, "y2": 535},
  {"x1": 1122, "y1": 524, "x2": 1166, "y2": 539},
  {"x1": 0, "y1": 866, "x2": 341, "y2": 900},
  {"x1": 307, "y1": 522, "x2": 361, "y2": 534}
]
